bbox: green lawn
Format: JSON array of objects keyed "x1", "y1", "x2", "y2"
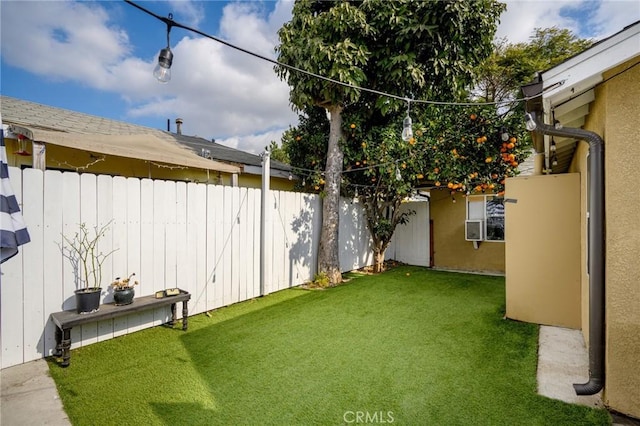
[{"x1": 48, "y1": 266, "x2": 610, "y2": 425}]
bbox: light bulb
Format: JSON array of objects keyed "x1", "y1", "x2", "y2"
[
  {"x1": 550, "y1": 139, "x2": 557, "y2": 152},
  {"x1": 525, "y1": 113, "x2": 537, "y2": 131},
  {"x1": 551, "y1": 154, "x2": 558, "y2": 167},
  {"x1": 401, "y1": 115, "x2": 413, "y2": 141},
  {"x1": 501, "y1": 128, "x2": 509, "y2": 142},
  {"x1": 395, "y1": 166, "x2": 402, "y2": 181},
  {"x1": 154, "y1": 47, "x2": 173, "y2": 83}
]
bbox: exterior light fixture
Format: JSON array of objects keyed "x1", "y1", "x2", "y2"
[
  {"x1": 550, "y1": 138, "x2": 557, "y2": 152},
  {"x1": 154, "y1": 13, "x2": 174, "y2": 83},
  {"x1": 401, "y1": 99, "x2": 413, "y2": 142},
  {"x1": 551, "y1": 153, "x2": 558, "y2": 167}
]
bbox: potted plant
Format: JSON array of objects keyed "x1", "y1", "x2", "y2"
[
  {"x1": 110, "y1": 273, "x2": 139, "y2": 306},
  {"x1": 61, "y1": 221, "x2": 116, "y2": 314}
]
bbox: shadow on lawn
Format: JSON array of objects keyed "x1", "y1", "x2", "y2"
[{"x1": 150, "y1": 402, "x2": 217, "y2": 425}]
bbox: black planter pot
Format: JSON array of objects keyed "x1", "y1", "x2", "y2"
[
  {"x1": 74, "y1": 287, "x2": 102, "y2": 314},
  {"x1": 113, "y1": 287, "x2": 135, "y2": 306}
]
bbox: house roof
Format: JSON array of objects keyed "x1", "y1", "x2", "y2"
[
  {"x1": 525, "y1": 21, "x2": 640, "y2": 174},
  {"x1": 0, "y1": 96, "x2": 290, "y2": 175}
]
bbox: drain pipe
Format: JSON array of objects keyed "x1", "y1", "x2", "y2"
[{"x1": 525, "y1": 112, "x2": 605, "y2": 396}]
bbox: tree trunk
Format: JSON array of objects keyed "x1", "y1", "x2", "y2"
[
  {"x1": 317, "y1": 105, "x2": 344, "y2": 285},
  {"x1": 372, "y1": 246, "x2": 385, "y2": 273}
]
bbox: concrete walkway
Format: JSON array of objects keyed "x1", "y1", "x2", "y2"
[
  {"x1": 537, "y1": 325, "x2": 603, "y2": 408},
  {"x1": 1, "y1": 359, "x2": 70, "y2": 425}
]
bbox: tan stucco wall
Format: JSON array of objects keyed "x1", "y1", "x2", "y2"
[
  {"x1": 430, "y1": 189, "x2": 505, "y2": 273},
  {"x1": 505, "y1": 173, "x2": 581, "y2": 328},
  {"x1": 584, "y1": 57, "x2": 640, "y2": 418},
  {"x1": 568, "y1": 140, "x2": 591, "y2": 342}
]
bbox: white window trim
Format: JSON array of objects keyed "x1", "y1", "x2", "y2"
[{"x1": 466, "y1": 195, "x2": 505, "y2": 242}]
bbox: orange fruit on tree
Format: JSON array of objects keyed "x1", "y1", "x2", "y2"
[
  {"x1": 447, "y1": 182, "x2": 454, "y2": 188},
  {"x1": 361, "y1": 142, "x2": 367, "y2": 148},
  {"x1": 417, "y1": 173, "x2": 424, "y2": 180},
  {"x1": 509, "y1": 137, "x2": 517, "y2": 144},
  {"x1": 435, "y1": 181, "x2": 441, "y2": 187},
  {"x1": 350, "y1": 123, "x2": 356, "y2": 129},
  {"x1": 470, "y1": 113, "x2": 477, "y2": 121},
  {"x1": 485, "y1": 157, "x2": 493, "y2": 163},
  {"x1": 507, "y1": 142, "x2": 515, "y2": 149}
]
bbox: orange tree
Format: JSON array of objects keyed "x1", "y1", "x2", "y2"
[
  {"x1": 276, "y1": 0, "x2": 505, "y2": 282},
  {"x1": 284, "y1": 102, "x2": 529, "y2": 272}
]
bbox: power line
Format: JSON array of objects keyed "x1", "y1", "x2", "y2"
[{"x1": 124, "y1": 0, "x2": 540, "y2": 107}]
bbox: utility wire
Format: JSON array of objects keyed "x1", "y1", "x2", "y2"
[{"x1": 124, "y1": 0, "x2": 541, "y2": 107}]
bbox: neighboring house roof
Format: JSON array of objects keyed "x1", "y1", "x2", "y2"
[
  {"x1": 522, "y1": 21, "x2": 640, "y2": 173},
  {"x1": 0, "y1": 96, "x2": 290, "y2": 176},
  {"x1": 172, "y1": 133, "x2": 292, "y2": 178}
]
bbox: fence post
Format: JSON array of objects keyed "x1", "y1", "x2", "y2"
[{"x1": 260, "y1": 149, "x2": 270, "y2": 296}]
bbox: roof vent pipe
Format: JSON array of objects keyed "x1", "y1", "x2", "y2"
[
  {"x1": 176, "y1": 118, "x2": 183, "y2": 135},
  {"x1": 525, "y1": 111, "x2": 605, "y2": 396}
]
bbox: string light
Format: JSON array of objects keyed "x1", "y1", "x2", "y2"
[
  {"x1": 500, "y1": 127, "x2": 509, "y2": 142},
  {"x1": 51, "y1": 154, "x2": 106, "y2": 172},
  {"x1": 550, "y1": 138, "x2": 557, "y2": 152},
  {"x1": 152, "y1": 13, "x2": 174, "y2": 83},
  {"x1": 125, "y1": 0, "x2": 545, "y2": 107},
  {"x1": 147, "y1": 160, "x2": 187, "y2": 170},
  {"x1": 401, "y1": 99, "x2": 413, "y2": 142}
]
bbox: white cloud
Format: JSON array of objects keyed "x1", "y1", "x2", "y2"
[
  {"x1": 496, "y1": 1, "x2": 581, "y2": 43},
  {"x1": 2, "y1": 0, "x2": 637, "y2": 156},
  {"x1": 217, "y1": 128, "x2": 288, "y2": 155},
  {"x1": 496, "y1": 0, "x2": 640, "y2": 43},
  {"x1": 0, "y1": 1, "x2": 131, "y2": 87},
  {"x1": 590, "y1": 0, "x2": 640, "y2": 38}
]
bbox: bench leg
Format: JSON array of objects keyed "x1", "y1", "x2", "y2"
[
  {"x1": 182, "y1": 300, "x2": 188, "y2": 331},
  {"x1": 58, "y1": 328, "x2": 72, "y2": 367},
  {"x1": 169, "y1": 303, "x2": 177, "y2": 326}
]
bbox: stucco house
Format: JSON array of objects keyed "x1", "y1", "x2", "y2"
[
  {"x1": 0, "y1": 96, "x2": 294, "y2": 189},
  {"x1": 507, "y1": 21, "x2": 639, "y2": 419}
]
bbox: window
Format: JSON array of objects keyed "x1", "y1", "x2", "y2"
[{"x1": 466, "y1": 195, "x2": 505, "y2": 242}]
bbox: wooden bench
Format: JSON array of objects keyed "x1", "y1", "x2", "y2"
[{"x1": 50, "y1": 290, "x2": 190, "y2": 367}]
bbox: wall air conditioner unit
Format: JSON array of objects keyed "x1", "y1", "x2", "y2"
[{"x1": 465, "y1": 220, "x2": 484, "y2": 241}]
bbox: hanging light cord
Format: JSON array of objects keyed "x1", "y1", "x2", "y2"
[{"x1": 124, "y1": 0, "x2": 542, "y2": 107}]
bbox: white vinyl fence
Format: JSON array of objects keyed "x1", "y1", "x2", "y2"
[{"x1": 0, "y1": 168, "x2": 429, "y2": 369}]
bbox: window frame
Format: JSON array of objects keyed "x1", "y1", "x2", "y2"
[{"x1": 466, "y1": 195, "x2": 505, "y2": 242}]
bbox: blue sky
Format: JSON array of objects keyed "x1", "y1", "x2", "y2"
[{"x1": 1, "y1": 1, "x2": 639, "y2": 154}]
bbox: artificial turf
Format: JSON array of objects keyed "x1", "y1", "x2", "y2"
[{"x1": 48, "y1": 266, "x2": 610, "y2": 425}]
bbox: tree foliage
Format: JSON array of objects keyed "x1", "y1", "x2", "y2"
[
  {"x1": 276, "y1": 0, "x2": 505, "y2": 279},
  {"x1": 474, "y1": 27, "x2": 593, "y2": 104}
]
